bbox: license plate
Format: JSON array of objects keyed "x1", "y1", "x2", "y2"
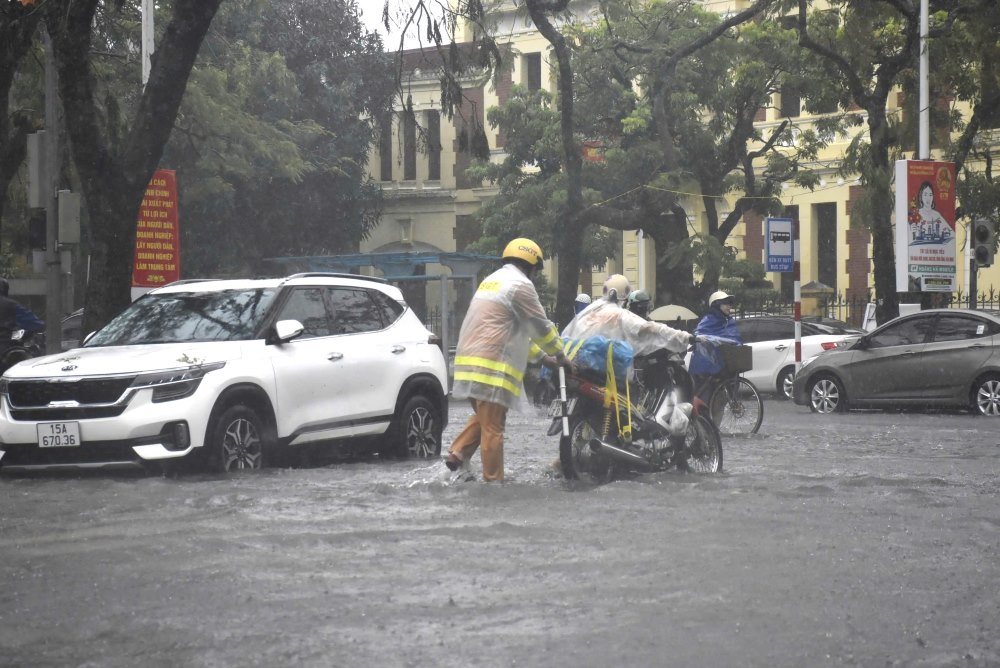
[
  {"x1": 547, "y1": 398, "x2": 576, "y2": 417},
  {"x1": 37, "y1": 422, "x2": 81, "y2": 448}
]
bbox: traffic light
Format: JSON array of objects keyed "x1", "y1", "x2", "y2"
[{"x1": 973, "y1": 218, "x2": 996, "y2": 268}]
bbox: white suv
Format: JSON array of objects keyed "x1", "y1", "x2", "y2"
[{"x1": 0, "y1": 274, "x2": 449, "y2": 474}]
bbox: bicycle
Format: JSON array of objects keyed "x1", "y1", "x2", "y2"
[{"x1": 692, "y1": 340, "x2": 763, "y2": 436}]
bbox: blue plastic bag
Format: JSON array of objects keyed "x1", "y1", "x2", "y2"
[{"x1": 564, "y1": 335, "x2": 634, "y2": 382}]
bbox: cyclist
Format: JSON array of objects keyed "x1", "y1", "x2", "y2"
[{"x1": 689, "y1": 290, "x2": 742, "y2": 402}]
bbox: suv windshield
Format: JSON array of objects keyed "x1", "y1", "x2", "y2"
[{"x1": 86, "y1": 288, "x2": 278, "y2": 346}]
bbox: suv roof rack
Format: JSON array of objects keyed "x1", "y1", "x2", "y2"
[{"x1": 283, "y1": 272, "x2": 387, "y2": 284}]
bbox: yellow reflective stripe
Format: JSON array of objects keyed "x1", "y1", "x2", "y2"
[
  {"x1": 454, "y1": 371, "x2": 522, "y2": 397},
  {"x1": 454, "y1": 356, "x2": 524, "y2": 382},
  {"x1": 566, "y1": 338, "x2": 586, "y2": 360},
  {"x1": 534, "y1": 327, "x2": 562, "y2": 354}
]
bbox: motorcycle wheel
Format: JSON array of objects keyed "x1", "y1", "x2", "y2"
[
  {"x1": 559, "y1": 417, "x2": 614, "y2": 483},
  {"x1": 677, "y1": 415, "x2": 723, "y2": 473}
]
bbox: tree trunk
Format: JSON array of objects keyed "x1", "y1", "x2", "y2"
[
  {"x1": 42, "y1": 0, "x2": 223, "y2": 331},
  {"x1": 525, "y1": 0, "x2": 585, "y2": 328},
  {"x1": 867, "y1": 112, "x2": 900, "y2": 325}
]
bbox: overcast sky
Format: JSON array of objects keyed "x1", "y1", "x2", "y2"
[{"x1": 356, "y1": 0, "x2": 425, "y2": 49}]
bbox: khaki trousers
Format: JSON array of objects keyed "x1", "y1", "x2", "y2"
[{"x1": 448, "y1": 399, "x2": 508, "y2": 482}]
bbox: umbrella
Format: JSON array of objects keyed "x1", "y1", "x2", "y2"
[
  {"x1": 648, "y1": 304, "x2": 700, "y2": 332},
  {"x1": 648, "y1": 304, "x2": 698, "y2": 322}
]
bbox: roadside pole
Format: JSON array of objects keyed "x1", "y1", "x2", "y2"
[
  {"x1": 793, "y1": 218, "x2": 801, "y2": 373},
  {"x1": 42, "y1": 28, "x2": 62, "y2": 355}
]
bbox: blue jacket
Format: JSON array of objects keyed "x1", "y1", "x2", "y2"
[
  {"x1": 16, "y1": 304, "x2": 45, "y2": 332},
  {"x1": 688, "y1": 307, "x2": 741, "y2": 375}
]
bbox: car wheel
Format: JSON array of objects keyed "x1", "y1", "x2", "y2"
[
  {"x1": 776, "y1": 367, "x2": 795, "y2": 400},
  {"x1": 206, "y1": 404, "x2": 265, "y2": 473},
  {"x1": 391, "y1": 395, "x2": 442, "y2": 459},
  {"x1": 808, "y1": 375, "x2": 846, "y2": 414},
  {"x1": 972, "y1": 375, "x2": 1000, "y2": 416}
]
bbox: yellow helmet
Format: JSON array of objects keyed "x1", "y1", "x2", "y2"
[{"x1": 502, "y1": 238, "x2": 544, "y2": 268}]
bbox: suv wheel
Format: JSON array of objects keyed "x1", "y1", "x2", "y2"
[
  {"x1": 207, "y1": 404, "x2": 265, "y2": 473},
  {"x1": 391, "y1": 395, "x2": 442, "y2": 459}
]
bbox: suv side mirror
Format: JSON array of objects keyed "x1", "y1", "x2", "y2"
[{"x1": 268, "y1": 319, "x2": 304, "y2": 345}]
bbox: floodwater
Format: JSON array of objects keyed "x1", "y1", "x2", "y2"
[{"x1": 2, "y1": 400, "x2": 1000, "y2": 667}]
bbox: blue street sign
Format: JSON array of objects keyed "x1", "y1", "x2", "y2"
[{"x1": 766, "y1": 217, "x2": 794, "y2": 273}]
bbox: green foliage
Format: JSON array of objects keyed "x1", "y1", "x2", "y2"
[{"x1": 161, "y1": 0, "x2": 394, "y2": 276}]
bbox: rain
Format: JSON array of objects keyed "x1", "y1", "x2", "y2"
[{"x1": 3, "y1": 399, "x2": 1000, "y2": 667}]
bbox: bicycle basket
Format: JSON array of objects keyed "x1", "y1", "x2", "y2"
[{"x1": 721, "y1": 344, "x2": 753, "y2": 374}]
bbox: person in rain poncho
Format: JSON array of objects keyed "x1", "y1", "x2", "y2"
[
  {"x1": 625, "y1": 289, "x2": 652, "y2": 320},
  {"x1": 561, "y1": 274, "x2": 695, "y2": 432},
  {"x1": 445, "y1": 238, "x2": 569, "y2": 481},
  {"x1": 573, "y1": 293, "x2": 592, "y2": 314},
  {"x1": 561, "y1": 274, "x2": 693, "y2": 357},
  {"x1": 688, "y1": 290, "x2": 742, "y2": 401}
]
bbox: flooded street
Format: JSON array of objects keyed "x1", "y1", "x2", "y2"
[{"x1": 2, "y1": 399, "x2": 1000, "y2": 667}]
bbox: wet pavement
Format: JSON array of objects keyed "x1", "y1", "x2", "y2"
[{"x1": 2, "y1": 399, "x2": 999, "y2": 667}]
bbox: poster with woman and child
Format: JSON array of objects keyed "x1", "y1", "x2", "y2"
[{"x1": 895, "y1": 159, "x2": 957, "y2": 292}]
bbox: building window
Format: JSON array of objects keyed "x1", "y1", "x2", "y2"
[
  {"x1": 379, "y1": 113, "x2": 393, "y2": 182},
  {"x1": 403, "y1": 109, "x2": 416, "y2": 181},
  {"x1": 524, "y1": 53, "x2": 542, "y2": 92},
  {"x1": 780, "y1": 84, "x2": 801, "y2": 118},
  {"x1": 816, "y1": 202, "x2": 838, "y2": 291},
  {"x1": 427, "y1": 110, "x2": 441, "y2": 181}
]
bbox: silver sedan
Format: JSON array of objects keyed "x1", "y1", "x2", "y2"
[{"x1": 791, "y1": 308, "x2": 1000, "y2": 416}]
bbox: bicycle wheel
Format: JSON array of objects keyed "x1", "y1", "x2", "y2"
[
  {"x1": 678, "y1": 415, "x2": 723, "y2": 473},
  {"x1": 709, "y1": 376, "x2": 763, "y2": 435}
]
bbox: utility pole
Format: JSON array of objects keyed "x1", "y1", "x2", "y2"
[
  {"x1": 42, "y1": 27, "x2": 62, "y2": 354},
  {"x1": 918, "y1": 0, "x2": 929, "y2": 161}
]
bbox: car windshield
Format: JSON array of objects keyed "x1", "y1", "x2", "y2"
[{"x1": 85, "y1": 288, "x2": 278, "y2": 346}]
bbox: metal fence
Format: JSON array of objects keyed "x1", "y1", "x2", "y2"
[
  {"x1": 421, "y1": 307, "x2": 460, "y2": 345},
  {"x1": 735, "y1": 287, "x2": 1000, "y2": 328},
  {"x1": 421, "y1": 288, "x2": 1000, "y2": 339}
]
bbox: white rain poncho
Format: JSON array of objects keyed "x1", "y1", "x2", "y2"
[
  {"x1": 561, "y1": 297, "x2": 691, "y2": 357},
  {"x1": 452, "y1": 264, "x2": 563, "y2": 409}
]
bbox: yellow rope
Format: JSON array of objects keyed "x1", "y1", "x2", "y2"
[{"x1": 604, "y1": 343, "x2": 632, "y2": 443}]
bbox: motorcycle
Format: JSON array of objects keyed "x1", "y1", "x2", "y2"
[
  {"x1": 547, "y1": 346, "x2": 723, "y2": 483},
  {"x1": 0, "y1": 329, "x2": 46, "y2": 375}
]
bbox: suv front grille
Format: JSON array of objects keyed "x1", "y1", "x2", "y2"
[{"x1": 7, "y1": 377, "x2": 136, "y2": 408}]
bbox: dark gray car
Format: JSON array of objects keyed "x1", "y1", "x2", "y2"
[{"x1": 791, "y1": 308, "x2": 1000, "y2": 416}]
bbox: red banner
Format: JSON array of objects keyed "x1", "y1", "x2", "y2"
[{"x1": 132, "y1": 169, "x2": 181, "y2": 288}]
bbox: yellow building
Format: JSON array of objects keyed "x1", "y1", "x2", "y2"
[{"x1": 365, "y1": 0, "x2": 1000, "y2": 325}]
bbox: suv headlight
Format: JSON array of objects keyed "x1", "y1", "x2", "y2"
[{"x1": 131, "y1": 362, "x2": 225, "y2": 403}]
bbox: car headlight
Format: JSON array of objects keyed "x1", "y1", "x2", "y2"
[{"x1": 131, "y1": 362, "x2": 225, "y2": 403}]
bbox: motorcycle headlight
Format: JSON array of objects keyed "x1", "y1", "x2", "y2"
[{"x1": 131, "y1": 362, "x2": 225, "y2": 403}]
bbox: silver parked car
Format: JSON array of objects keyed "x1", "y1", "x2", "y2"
[{"x1": 791, "y1": 308, "x2": 1000, "y2": 416}]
